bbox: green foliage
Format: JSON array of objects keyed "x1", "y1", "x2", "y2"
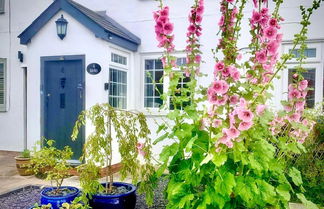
[
  {"x1": 31, "y1": 203, "x2": 52, "y2": 209},
  {"x1": 288, "y1": 113, "x2": 324, "y2": 206},
  {"x1": 21, "y1": 149, "x2": 31, "y2": 158},
  {"x1": 72, "y1": 103, "x2": 155, "y2": 206},
  {"x1": 30, "y1": 139, "x2": 73, "y2": 194}
]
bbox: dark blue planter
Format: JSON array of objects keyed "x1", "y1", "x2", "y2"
[
  {"x1": 40, "y1": 186, "x2": 80, "y2": 209},
  {"x1": 90, "y1": 182, "x2": 136, "y2": 209}
]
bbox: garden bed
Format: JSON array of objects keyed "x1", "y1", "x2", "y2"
[{"x1": 0, "y1": 178, "x2": 168, "y2": 209}]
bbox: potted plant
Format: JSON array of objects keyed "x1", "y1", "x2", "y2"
[
  {"x1": 15, "y1": 149, "x2": 33, "y2": 176},
  {"x1": 30, "y1": 139, "x2": 80, "y2": 209},
  {"x1": 72, "y1": 103, "x2": 155, "y2": 209}
]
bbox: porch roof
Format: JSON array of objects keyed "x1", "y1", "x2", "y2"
[{"x1": 18, "y1": 0, "x2": 141, "y2": 51}]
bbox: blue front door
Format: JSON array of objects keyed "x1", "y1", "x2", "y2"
[{"x1": 42, "y1": 56, "x2": 85, "y2": 160}]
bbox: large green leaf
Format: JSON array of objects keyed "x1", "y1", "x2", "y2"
[
  {"x1": 160, "y1": 143, "x2": 179, "y2": 163},
  {"x1": 289, "y1": 167, "x2": 303, "y2": 186}
]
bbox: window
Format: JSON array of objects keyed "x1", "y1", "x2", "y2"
[
  {"x1": 109, "y1": 68, "x2": 127, "y2": 109},
  {"x1": 0, "y1": 58, "x2": 6, "y2": 111},
  {"x1": 289, "y1": 48, "x2": 316, "y2": 58},
  {"x1": 170, "y1": 75, "x2": 191, "y2": 110},
  {"x1": 144, "y1": 59, "x2": 163, "y2": 108},
  {"x1": 0, "y1": 0, "x2": 4, "y2": 14},
  {"x1": 288, "y1": 68, "x2": 316, "y2": 108},
  {"x1": 283, "y1": 42, "x2": 324, "y2": 109},
  {"x1": 144, "y1": 56, "x2": 188, "y2": 109},
  {"x1": 111, "y1": 53, "x2": 127, "y2": 65}
]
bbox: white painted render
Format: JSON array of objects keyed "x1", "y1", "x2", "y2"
[{"x1": 0, "y1": 0, "x2": 323, "y2": 163}]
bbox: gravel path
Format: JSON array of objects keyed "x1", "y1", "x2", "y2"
[{"x1": 0, "y1": 178, "x2": 168, "y2": 209}]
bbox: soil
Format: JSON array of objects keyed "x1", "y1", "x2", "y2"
[
  {"x1": 0, "y1": 178, "x2": 168, "y2": 209},
  {"x1": 44, "y1": 187, "x2": 77, "y2": 197}
]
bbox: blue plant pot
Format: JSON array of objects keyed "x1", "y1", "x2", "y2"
[
  {"x1": 40, "y1": 186, "x2": 80, "y2": 209},
  {"x1": 90, "y1": 182, "x2": 136, "y2": 209}
]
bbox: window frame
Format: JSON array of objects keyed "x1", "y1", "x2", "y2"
[
  {"x1": 0, "y1": 58, "x2": 7, "y2": 112},
  {"x1": 108, "y1": 48, "x2": 130, "y2": 109},
  {"x1": 141, "y1": 54, "x2": 187, "y2": 114},
  {"x1": 283, "y1": 43, "x2": 322, "y2": 63},
  {"x1": 282, "y1": 42, "x2": 323, "y2": 108}
]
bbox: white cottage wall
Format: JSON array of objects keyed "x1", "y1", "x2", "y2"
[{"x1": 0, "y1": 0, "x2": 52, "y2": 151}]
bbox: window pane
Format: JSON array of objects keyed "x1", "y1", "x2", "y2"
[
  {"x1": 111, "y1": 53, "x2": 127, "y2": 65},
  {"x1": 154, "y1": 98, "x2": 163, "y2": 108},
  {"x1": 176, "y1": 57, "x2": 186, "y2": 66},
  {"x1": 145, "y1": 85, "x2": 154, "y2": 96},
  {"x1": 155, "y1": 84, "x2": 163, "y2": 96},
  {"x1": 109, "y1": 68, "x2": 127, "y2": 109},
  {"x1": 289, "y1": 48, "x2": 316, "y2": 58},
  {"x1": 144, "y1": 97, "x2": 153, "y2": 108},
  {"x1": 289, "y1": 69, "x2": 315, "y2": 108},
  {"x1": 155, "y1": 59, "x2": 163, "y2": 69},
  {"x1": 145, "y1": 71, "x2": 153, "y2": 83},
  {"x1": 155, "y1": 70, "x2": 163, "y2": 83},
  {"x1": 145, "y1": 60, "x2": 154, "y2": 70}
]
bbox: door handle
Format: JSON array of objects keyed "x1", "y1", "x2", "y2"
[{"x1": 77, "y1": 83, "x2": 83, "y2": 99}]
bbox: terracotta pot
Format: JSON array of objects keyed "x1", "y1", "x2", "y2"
[{"x1": 15, "y1": 156, "x2": 33, "y2": 176}]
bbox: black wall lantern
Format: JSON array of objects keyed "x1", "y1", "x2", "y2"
[{"x1": 55, "y1": 14, "x2": 68, "y2": 40}]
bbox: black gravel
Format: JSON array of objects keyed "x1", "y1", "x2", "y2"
[
  {"x1": 0, "y1": 186, "x2": 42, "y2": 209},
  {"x1": 0, "y1": 178, "x2": 168, "y2": 209}
]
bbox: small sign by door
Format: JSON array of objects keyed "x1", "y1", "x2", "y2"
[{"x1": 87, "y1": 63, "x2": 101, "y2": 75}]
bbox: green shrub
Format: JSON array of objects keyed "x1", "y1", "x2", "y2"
[{"x1": 290, "y1": 114, "x2": 324, "y2": 205}]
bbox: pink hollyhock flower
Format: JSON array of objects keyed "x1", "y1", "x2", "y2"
[
  {"x1": 160, "y1": 6, "x2": 169, "y2": 16},
  {"x1": 253, "y1": 0, "x2": 258, "y2": 8},
  {"x1": 251, "y1": 10, "x2": 262, "y2": 23},
  {"x1": 296, "y1": 100, "x2": 305, "y2": 111},
  {"x1": 214, "y1": 61, "x2": 225, "y2": 72},
  {"x1": 158, "y1": 16, "x2": 168, "y2": 24},
  {"x1": 226, "y1": 0, "x2": 235, "y2": 3},
  {"x1": 163, "y1": 22, "x2": 174, "y2": 35},
  {"x1": 195, "y1": 55, "x2": 201, "y2": 63},
  {"x1": 225, "y1": 127, "x2": 240, "y2": 139},
  {"x1": 288, "y1": 89, "x2": 301, "y2": 99},
  {"x1": 267, "y1": 40, "x2": 279, "y2": 55},
  {"x1": 231, "y1": 70, "x2": 240, "y2": 81},
  {"x1": 269, "y1": 18, "x2": 278, "y2": 27},
  {"x1": 229, "y1": 112, "x2": 236, "y2": 126},
  {"x1": 288, "y1": 113, "x2": 301, "y2": 122},
  {"x1": 207, "y1": 88, "x2": 218, "y2": 104},
  {"x1": 239, "y1": 98, "x2": 247, "y2": 108},
  {"x1": 218, "y1": 15, "x2": 225, "y2": 26},
  {"x1": 196, "y1": 15, "x2": 203, "y2": 24},
  {"x1": 222, "y1": 67, "x2": 231, "y2": 77},
  {"x1": 256, "y1": 104, "x2": 266, "y2": 115},
  {"x1": 238, "y1": 121, "x2": 253, "y2": 131},
  {"x1": 136, "y1": 142, "x2": 145, "y2": 156},
  {"x1": 256, "y1": 50, "x2": 267, "y2": 64},
  {"x1": 212, "y1": 119, "x2": 222, "y2": 128},
  {"x1": 212, "y1": 80, "x2": 224, "y2": 94},
  {"x1": 226, "y1": 141, "x2": 234, "y2": 148},
  {"x1": 229, "y1": 95, "x2": 239, "y2": 105},
  {"x1": 264, "y1": 26, "x2": 277, "y2": 39},
  {"x1": 283, "y1": 105, "x2": 292, "y2": 112},
  {"x1": 188, "y1": 24, "x2": 196, "y2": 33},
  {"x1": 216, "y1": 95, "x2": 228, "y2": 106},
  {"x1": 153, "y1": 12, "x2": 159, "y2": 21},
  {"x1": 220, "y1": 80, "x2": 229, "y2": 94},
  {"x1": 238, "y1": 109, "x2": 254, "y2": 122},
  {"x1": 196, "y1": 5, "x2": 204, "y2": 15},
  {"x1": 260, "y1": 8, "x2": 269, "y2": 16},
  {"x1": 298, "y1": 80, "x2": 308, "y2": 91}
]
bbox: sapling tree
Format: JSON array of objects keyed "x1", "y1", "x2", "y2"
[
  {"x1": 72, "y1": 103, "x2": 155, "y2": 205},
  {"x1": 30, "y1": 139, "x2": 73, "y2": 195}
]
